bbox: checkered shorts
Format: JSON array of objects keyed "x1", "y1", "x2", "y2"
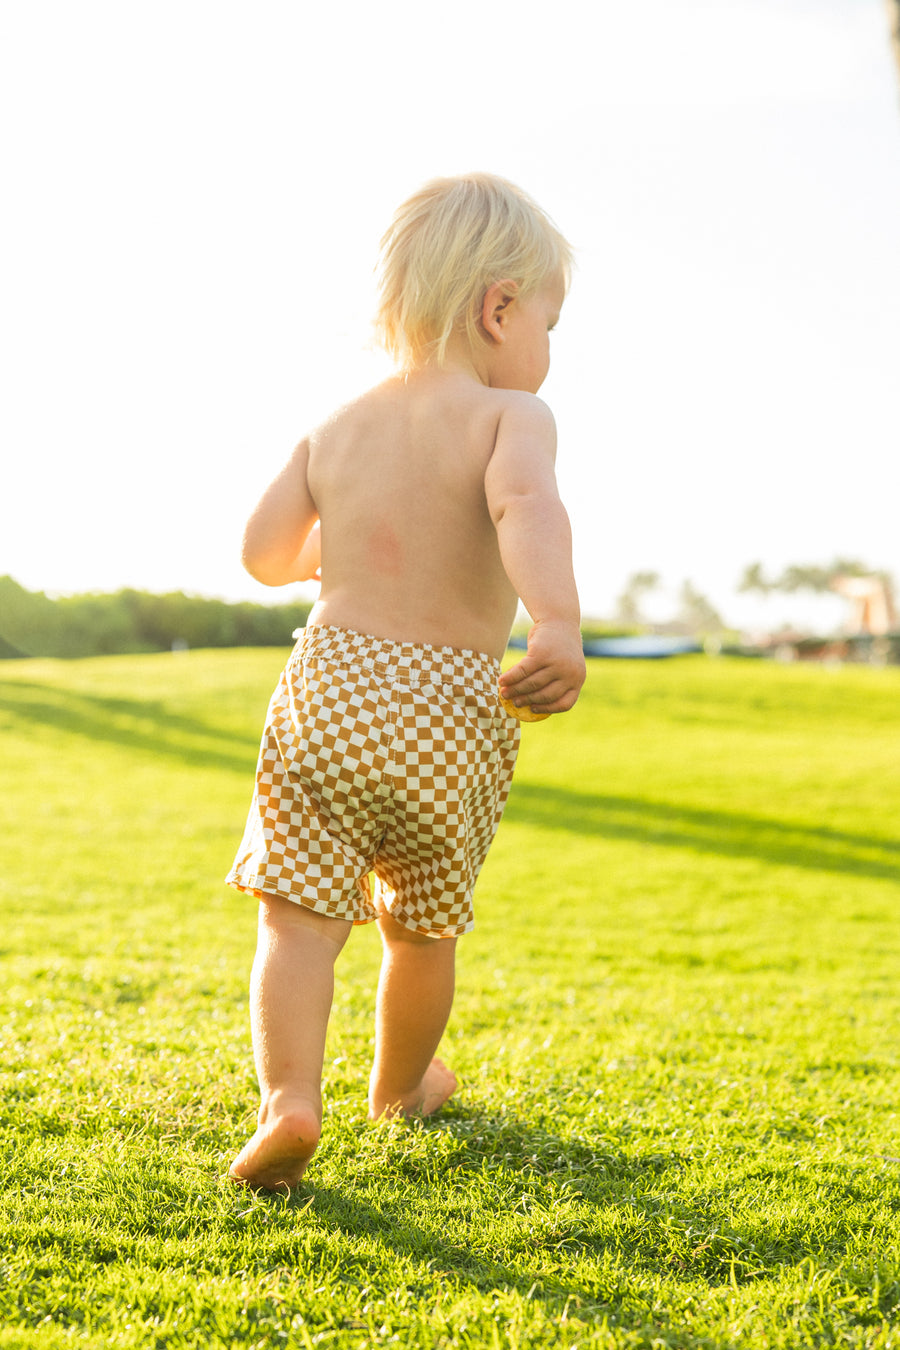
[{"x1": 225, "y1": 626, "x2": 520, "y2": 937}]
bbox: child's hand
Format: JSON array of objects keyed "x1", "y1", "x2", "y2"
[{"x1": 498, "y1": 619, "x2": 586, "y2": 716}]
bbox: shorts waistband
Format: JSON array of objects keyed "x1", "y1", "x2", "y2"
[{"x1": 290, "y1": 625, "x2": 500, "y2": 690}]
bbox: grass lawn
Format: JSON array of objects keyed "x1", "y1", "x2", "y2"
[{"x1": 1, "y1": 647, "x2": 899, "y2": 1349}]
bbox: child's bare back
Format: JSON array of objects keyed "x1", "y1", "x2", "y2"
[{"x1": 307, "y1": 370, "x2": 522, "y2": 659}]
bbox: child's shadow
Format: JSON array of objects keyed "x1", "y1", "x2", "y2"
[
  {"x1": 294, "y1": 1105, "x2": 680, "y2": 1304},
  {"x1": 289, "y1": 1106, "x2": 872, "y2": 1304}
]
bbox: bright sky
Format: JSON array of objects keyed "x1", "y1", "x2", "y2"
[{"x1": 3, "y1": 0, "x2": 899, "y2": 634}]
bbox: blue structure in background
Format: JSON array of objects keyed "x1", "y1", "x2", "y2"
[{"x1": 508, "y1": 635, "x2": 702, "y2": 660}]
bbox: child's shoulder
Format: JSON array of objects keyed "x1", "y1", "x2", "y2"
[
  {"x1": 484, "y1": 389, "x2": 557, "y2": 455},
  {"x1": 303, "y1": 384, "x2": 389, "y2": 451},
  {"x1": 309, "y1": 374, "x2": 415, "y2": 428},
  {"x1": 489, "y1": 388, "x2": 555, "y2": 423},
  {"x1": 388, "y1": 371, "x2": 555, "y2": 422},
  {"x1": 308, "y1": 375, "x2": 554, "y2": 452}
]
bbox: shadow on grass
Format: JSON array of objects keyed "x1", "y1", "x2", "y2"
[
  {"x1": 0, "y1": 680, "x2": 258, "y2": 775},
  {"x1": 507, "y1": 782, "x2": 900, "y2": 884},
  {"x1": 291, "y1": 1109, "x2": 883, "y2": 1308},
  {"x1": 302, "y1": 1117, "x2": 662, "y2": 1307},
  {"x1": 4, "y1": 680, "x2": 898, "y2": 884}
]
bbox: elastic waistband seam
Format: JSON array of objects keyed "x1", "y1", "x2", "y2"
[
  {"x1": 290, "y1": 625, "x2": 500, "y2": 684},
  {"x1": 293, "y1": 660, "x2": 497, "y2": 693}
]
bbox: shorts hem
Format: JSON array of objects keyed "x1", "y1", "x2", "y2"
[
  {"x1": 225, "y1": 870, "x2": 474, "y2": 939},
  {"x1": 224, "y1": 870, "x2": 377, "y2": 926},
  {"x1": 379, "y1": 905, "x2": 474, "y2": 940}
]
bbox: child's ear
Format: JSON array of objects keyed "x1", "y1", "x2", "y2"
[{"x1": 480, "y1": 279, "x2": 519, "y2": 344}]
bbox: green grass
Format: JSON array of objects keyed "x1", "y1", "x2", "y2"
[{"x1": 1, "y1": 648, "x2": 899, "y2": 1349}]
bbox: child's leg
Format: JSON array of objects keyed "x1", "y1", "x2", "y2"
[
  {"x1": 367, "y1": 908, "x2": 458, "y2": 1120},
  {"x1": 229, "y1": 893, "x2": 352, "y2": 1190}
]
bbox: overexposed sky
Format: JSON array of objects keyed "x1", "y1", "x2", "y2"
[{"x1": 3, "y1": 0, "x2": 899, "y2": 633}]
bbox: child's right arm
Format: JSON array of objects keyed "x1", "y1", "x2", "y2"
[
  {"x1": 241, "y1": 439, "x2": 320, "y2": 586},
  {"x1": 485, "y1": 395, "x2": 586, "y2": 715}
]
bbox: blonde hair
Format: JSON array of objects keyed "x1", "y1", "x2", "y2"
[{"x1": 374, "y1": 173, "x2": 573, "y2": 369}]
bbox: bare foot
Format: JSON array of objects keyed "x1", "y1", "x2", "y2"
[
  {"x1": 368, "y1": 1057, "x2": 458, "y2": 1121},
  {"x1": 228, "y1": 1101, "x2": 321, "y2": 1192}
]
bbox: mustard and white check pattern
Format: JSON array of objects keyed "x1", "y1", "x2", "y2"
[{"x1": 225, "y1": 626, "x2": 520, "y2": 937}]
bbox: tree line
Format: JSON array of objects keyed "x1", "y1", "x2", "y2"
[
  {"x1": 0, "y1": 576, "x2": 311, "y2": 659},
  {"x1": 611, "y1": 559, "x2": 898, "y2": 637},
  {"x1": 737, "y1": 558, "x2": 893, "y2": 596},
  {"x1": 613, "y1": 571, "x2": 724, "y2": 633}
]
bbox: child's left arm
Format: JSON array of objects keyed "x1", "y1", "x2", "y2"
[{"x1": 241, "y1": 439, "x2": 319, "y2": 586}]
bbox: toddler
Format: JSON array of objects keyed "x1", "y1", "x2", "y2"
[{"x1": 226, "y1": 173, "x2": 586, "y2": 1190}]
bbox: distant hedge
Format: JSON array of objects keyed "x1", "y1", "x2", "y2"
[{"x1": 0, "y1": 577, "x2": 311, "y2": 659}]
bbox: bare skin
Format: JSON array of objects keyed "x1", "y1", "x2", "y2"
[
  {"x1": 229, "y1": 900, "x2": 459, "y2": 1190},
  {"x1": 229, "y1": 272, "x2": 585, "y2": 1190},
  {"x1": 228, "y1": 899, "x2": 350, "y2": 1191},
  {"x1": 367, "y1": 910, "x2": 459, "y2": 1120}
]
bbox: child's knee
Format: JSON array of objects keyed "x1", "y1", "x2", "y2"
[{"x1": 259, "y1": 892, "x2": 352, "y2": 950}]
